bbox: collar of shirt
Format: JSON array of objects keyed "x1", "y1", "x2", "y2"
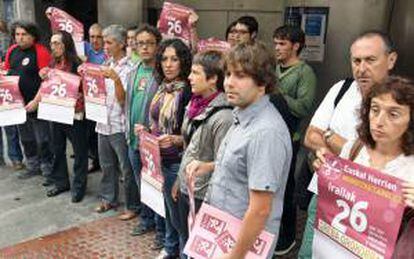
[
  {"x1": 232, "y1": 95, "x2": 269, "y2": 128},
  {"x1": 105, "y1": 55, "x2": 129, "y2": 68}
]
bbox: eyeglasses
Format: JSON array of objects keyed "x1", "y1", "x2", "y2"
[
  {"x1": 229, "y1": 29, "x2": 250, "y2": 35},
  {"x1": 136, "y1": 41, "x2": 157, "y2": 47}
]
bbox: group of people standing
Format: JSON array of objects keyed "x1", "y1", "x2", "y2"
[{"x1": 1, "y1": 10, "x2": 414, "y2": 259}]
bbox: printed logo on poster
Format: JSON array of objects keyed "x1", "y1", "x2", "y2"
[
  {"x1": 315, "y1": 154, "x2": 405, "y2": 259},
  {"x1": 197, "y1": 38, "x2": 231, "y2": 53},
  {"x1": 158, "y1": 1, "x2": 193, "y2": 46},
  {"x1": 0, "y1": 76, "x2": 24, "y2": 111},
  {"x1": 40, "y1": 69, "x2": 80, "y2": 107},
  {"x1": 138, "y1": 131, "x2": 164, "y2": 191},
  {"x1": 184, "y1": 203, "x2": 275, "y2": 258}
]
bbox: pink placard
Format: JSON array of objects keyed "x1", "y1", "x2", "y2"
[
  {"x1": 197, "y1": 38, "x2": 231, "y2": 53},
  {"x1": 46, "y1": 7, "x2": 84, "y2": 42},
  {"x1": 158, "y1": 1, "x2": 193, "y2": 45},
  {"x1": 0, "y1": 76, "x2": 24, "y2": 111},
  {"x1": 138, "y1": 131, "x2": 164, "y2": 191},
  {"x1": 40, "y1": 69, "x2": 81, "y2": 107},
  {"x1": 81, "y1": 63, "x2": 106, "y2": 105},
  {"x1": 316, "y1": 154, "x2": 405, "y2": 259},
  {"x1": 184, "y1": 203, "x2": 275, "y2": 259}
]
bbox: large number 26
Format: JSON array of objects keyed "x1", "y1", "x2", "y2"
[
  {"x1": 167, "y1": 19, "x2": 182, "y2": 35},
  {"x1": 332, "y1": 200, "x2": 368, "y2": 233}
]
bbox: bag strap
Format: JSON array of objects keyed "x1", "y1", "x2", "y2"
[
  {"x1": 349, "y1": 139, "x2": 363, "y2": 161},
  {"x1": 334, "y1": 77, "x2": 354, "y2": 108}
]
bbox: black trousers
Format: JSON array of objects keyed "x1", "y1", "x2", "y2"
[
  {"x1": 49, "y1": 120, "x2": 88, "y2": 196},
  {"x1": 86, "y1": 119, "x2": 99, "y2": 165}
]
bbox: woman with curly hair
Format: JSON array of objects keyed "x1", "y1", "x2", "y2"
[
  {"x1": 312, "y1": 75, "x2": 414, "y2": 258},
  {"x1": 139, "y1": 38, "x2": 192, "y2": 258}
]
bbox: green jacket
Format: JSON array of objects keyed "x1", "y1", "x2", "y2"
[{"x1": 277, "y1": 61, "x2": 317, "y2": 119}]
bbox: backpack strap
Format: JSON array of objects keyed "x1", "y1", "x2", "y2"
[
  {"x1": 334, "y1": 77, "x2": 354, "y2": 108},
  {"x1": 349, "y1": 139, "x2": 363, "y2": 161}
]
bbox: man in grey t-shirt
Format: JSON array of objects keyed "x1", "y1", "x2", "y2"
[{"x1": 187, "y1": 41, "x2": 292, "y2": 258}]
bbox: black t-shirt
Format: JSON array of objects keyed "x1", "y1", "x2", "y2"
[
  {"x1": 279, "y1": 65, "x2": 292, "y2": 74},
  {"x1": 7, "y1": 46, "x2": 42, "y2": 104}
]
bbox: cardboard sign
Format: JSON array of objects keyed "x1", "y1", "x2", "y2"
[
  {"x1": 158, "y1": 1, "x2": 193, "y2": 45},
  {"x1": 138, "y1": 130, "x2": 165, "y2": 217},
  {"x1": 46, "y1": 7, "x2": 85, "y2": 55},
  {"x1": 81, "y1": 63, "x2": 108, "y2": 124},
  {"x1": 314, "y1": 154, "x2": 405, "y2": 259},
  {"x1": 38, "y1": 69, "x2": 80, "y2": 124},
  {"x1": 0, "y1": 76, "x2": 26, "y2": 126},
  {"x1": 184, "y1": 203, "x2": 275, "y2": 258},
  {"x1": 197, "y1": 38, "x2": 231, "y2": 53}
]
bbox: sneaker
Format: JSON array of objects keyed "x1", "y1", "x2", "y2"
[
  {"x1": 274, "y1": 240, "x2": 296, "y2": 256},
  {"x1": 155, "y1": 249, "x2": 174, "y2": 259},
  {"x1": 130, "y1": 224, "x2": 155, "y2": 236},
  {"x1": 18, "y1": 169, "x2": 41, "y2": 180}
]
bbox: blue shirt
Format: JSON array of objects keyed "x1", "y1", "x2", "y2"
[{"x1": 85, "y1": 42, "x2": 106, "y2": 65}]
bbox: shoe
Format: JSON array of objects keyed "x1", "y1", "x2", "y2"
[
  {"x1": 155, "y1": 249, "x2": 168, "y2": 259},
  {"x1": 42, "y1": 180, "x2": 52, "y2": 187},
  {"x1": 71, "y1": 193, "x2": 84, "y2": 203},
  {"x1": 12, "y1": 161, "x2": 24, "y2": 171},
  {"x1": 95, "y1": 202, "x2": 117, "y2": 213},
  {"x1": 130, "y1": 224, "x2": 155, "y2": 236},
  {"x1": 88, "y1": 161, "x2": 100, "y2": 173},
  {"x1": 46, "y1": 187, "x2": 70, "y2": 197},
  {"x1": 18, "y1": 169, "x2": 41, "y2": 179},
  {"x1": 274, "y1": 240, "x2": 296, "y2": 256},
  {"x1": 151, "y1": 239, "x2": 165, "y2": 251},
  {"x1": 118, "y1": 210, "x2": 137, "y2": 221}
]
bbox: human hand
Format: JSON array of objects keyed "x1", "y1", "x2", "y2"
[
  {"x1": 134, "y1": 124, "x2": 147, "y2": 136},
  {"x1": 189, "y1": 10, "x2": 199, "y2": 27},
  {"x1": 402, "y1": 182, "x2": 414, "y2": 208},
  {"x1": 186, "y1": 160, "x2": 212, "y2": 184},
  {"x1": 39, "y1": 67, "x2": 50, "y2": 80},
  {"x1": 101, "y1": 67, "x2": 119, "y2": 81},
  {"x1": 312, "y1": 147, "x2": 331, "y2": 171},
  {"x1": 171, "y1": 180, "x2": 180, "y2": 202},
  {"x1": 158, "y1": 134, "x2": 174, "y2": 148},
  {"x1": 25, "y1": 100, "x2": 39, "y2": 112}
]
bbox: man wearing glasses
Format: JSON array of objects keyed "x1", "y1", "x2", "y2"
[
  {"x1": 232, "y1": 16, "x2": 259, "y2": 44},
  {"x1": 125, "y1": 24, "x2": 166, "y2": 250}
]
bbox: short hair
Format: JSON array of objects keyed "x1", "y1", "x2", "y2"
[
  {"x1": 352, "y1": 30, "x2": 396, "y2": 54},
  {"x1": 155, "y1": 38, "x2": 192, "y2": 85},
  {"x1": 192, "y1": 50, "x2": 225, "y2": 92},
  {"x1": 358, "y1": 75, "x2": 414, "y2": 155},
  {"x1": 236, "y1": 16, "x2": 258, "y2": 36},
  {"x1": 11, "y1": 20, "x2": 40, "y2": 42},
  {"x1": 102, "y1": 24, "x2": 126, "y2": 45},
  {"x1": 127, "y1": 25, "x2": 138, "y2": 33},
  {"x1": 136, "y1": 24, "x2": 162, "y2": 45},
  {"x1": 89, "y1": 23, "x2": 102, "y2": 32},
  {"x1": 225, "y1": 21, "x2": 237, "y2": 41},
  {"x1": 225, "y1": 41, "x2": 277, "y2": 94},
  {"x1": 51, "y1": 30, "x2": 81, "y2": 66},
  {"x1": 273, "y1": 25, "x2": 306, "y2": 54}
]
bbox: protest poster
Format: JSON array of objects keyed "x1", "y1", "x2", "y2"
[
  {"x1": 158, "y1": 1, "x2": 193, "y2": 46},
  {"x1": 184, "y1": 203, "x2": 275, "y2": 259},
  {"x1": 138, "y1": 130, "x2": 165, "y2": 217},
  {"x1": 197, "y1": 38, "x2": 231, "y2": 53},
  {"x1": 38, "y1": 69, "x2": 80, "y2": 125},
  {"x1": 0, "y1": 76, "x2": 26, "y2": 126},
  {"x1": 313, "y1": 154, "x2": 405, "y2": 259},
  {"x1": 46, "y1": 7, "x2": 85, "y2": 56},
  {"x1": 81, "y1": 63, "x2": 108, "y2": 124}
]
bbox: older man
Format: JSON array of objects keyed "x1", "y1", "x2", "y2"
[
  {"x1": 299, "y1": 30, "x2": 398, "y2": 257},
  {"x1": 94, "y1": 25, "x2": 140, "y2": 220}
]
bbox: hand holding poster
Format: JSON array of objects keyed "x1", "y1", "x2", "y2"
[
  {"x1": 38, "y1": 69, "x2": 81, "y2": 125},
  {"x1": 0, "y1": 76, "x2": 26, "y2": 126},
  {"x1": 46, "y1": 7, "x2": 85, "y2": 56},
  {"x1": 184, "y1": 203, "x2": 275, "y2": 258},
  {"x1": 314, "y1": 154, "x2": 405, "y2": 259},
  {"x1": 158, "y1": 1, "x2": 193, "y2": 46},
  {"x1": 81, "y1": 63, "x2": 108, "y2": 124},
  {"x1": 197, "y1": 38, "x2": 231, "y2": 53},
  {"x1": 138, "y1": 130, "x2": 165, "y2": 217}
]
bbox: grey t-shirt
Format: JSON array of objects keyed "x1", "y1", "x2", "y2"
[{"x1": 206, "y1": 95, "x2": 292, "y2": 240}]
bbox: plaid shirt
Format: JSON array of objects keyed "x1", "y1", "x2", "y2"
[{"x1": 96, "y1": 56, "x2": 133, "y2": 135}]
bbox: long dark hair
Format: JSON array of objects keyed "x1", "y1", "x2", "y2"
[
  {"x1": 154, "y1": 38, "x2": 192, "y2": 85},
  {"x1": 357, "y1": 75, "x2": 414, "y2": 155},
  {"x1": 51, "y1": 30, "x2": 81, "y2": 67}
]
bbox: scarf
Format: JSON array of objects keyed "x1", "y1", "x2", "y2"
[{"x1": 187, "y1": 91, "x2": 220, "y2": 119}]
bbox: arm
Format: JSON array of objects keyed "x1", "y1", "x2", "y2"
[
  {"x1": 304, "y1": 125, "x2": 346, "y2": 155},
  {"x1": 101, "y1": 67, "x2": 126, "y2": 105},
  {"x1": 224, "y1": 191, "x2": 273, "y2": 259},
  {"x1": 282, "y1": 66, "x2": 317, "y2": 118}
]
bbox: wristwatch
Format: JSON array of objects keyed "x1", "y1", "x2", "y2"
[{"x1": 323, "y1": 129, "x2": 334, "y2": 141}]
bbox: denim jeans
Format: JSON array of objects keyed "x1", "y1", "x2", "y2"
[
  {"x1": 128, "y1": 147, "x2": 165, "y2": 241},
  {"x1": 98, "y1": 133, "x2": 139, "y2": 211},
  {"x1": 162, "y1": 162, "x2": 181, "y2": 256},
  {"x1": 18, "y1": 114, "x2": 53, "y2": 175},
  {"x1": 4, "y1": 125, "x2": 23, "y2": 162}
]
